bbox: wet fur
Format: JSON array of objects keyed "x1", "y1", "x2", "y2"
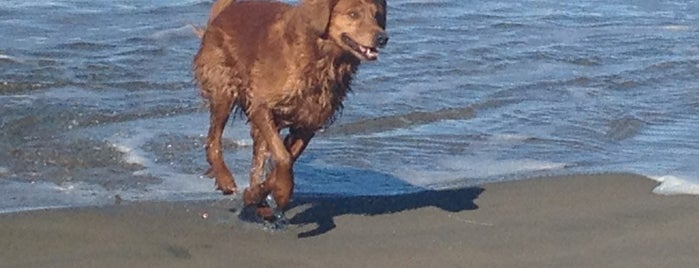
[{"x1": 193, "y1": 0, "x2": 387, "y2": 214}]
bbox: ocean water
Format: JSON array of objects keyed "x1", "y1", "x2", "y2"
[{"x1": 1, "y1": 0, "x2": 697, "y2": 213}]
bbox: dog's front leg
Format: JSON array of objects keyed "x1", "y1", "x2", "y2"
[
  {"x1": 243, "y1": 126, "x2": 269, "y2": 206},
  {"x1": 247, "y1": 105, "x2": 294, "y2": 212},
  {"x1": 249, "y1": 126, "x2": 268, "y2": 186}
]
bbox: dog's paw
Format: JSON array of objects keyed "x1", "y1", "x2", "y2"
[
  {"x1": 204, "y1": 167, "x2": 216, "y2": 178},
  {"x1": 238, "y1": 201, "x2": 288, "y2": 230},
  {"x1": 263, "y1": 211, "x2": 289, "y2": 231},
  {"x1": 243, "y1": 184, "x2": 266, "y2": 205},
  {"x1": 207, "y1": 167, "x2": 237, "y2": 194},
  {"x1": 215, "y1": 176, "x2": 238, "y2": 195},
  {"x1": 215, "y1": 180, "x2": 237, "y2": 195}
]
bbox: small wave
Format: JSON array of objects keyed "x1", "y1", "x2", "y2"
[
  {"x1": 396, "y1": 156, "x2": 569, "y2": 189},
  {"x1": 149, "y1": 25, "x2": 199, "y2": 41},
  {"x1": 566, "y1": 57, "x2": 602, "y2": 66},
  {"x1": 523, "y1": 50, "x2": 602, "y2": 66},
  {"x1": 492, "y1": 22, "x2": 526, "y2": 29},
  {"x1": 0, "y1": 81, "x2": 59, "y2": 94},
  {"x1": 0, "y1": 54, "x2": 20, "y2": 63},
  {"x1": 0, "y1": 166, "x2": 9, "y2": 176},
  {"x1": 397, "y1": 0, "x2": 454, "y2": 9},
  {"x1": 55, "y1": 41, "x2": 116, "y2": 51},
  {"x1": 652, "y1": 175, "x2": 699, "y2": 195},
  {"x1": 0, "y1": 179, "x2": 112, "y2": 214},
  {"x1": 606, "y1": 115, "x2": 646, "y2": 141},
  {"x1": 662, "y1": 25, "x2": 691, "y2": 31},
  {"x1": 0, "y1": 1, "x2": 71, "y2": 10},
  {"x1": 326, "y1": 106, "x2": 476, "y2": 136},
  {"x1": 490, "y1": 133, "x2": 533, "y2": 142},
  {"x1": 115, "y1": 46, "x2": 168, "y2": 57},
  {"x1": 93, "y1": 0, "x2": 212, "y2": 12},
  {"x1": 104, "y1": 81, "x2": 193, "y2": 91}
]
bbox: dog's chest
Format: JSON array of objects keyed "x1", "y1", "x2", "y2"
[
  {"x1": 264, "y1": 54, "x2": 356, "y2": 130},
  {"x1": 272, "y1": 80, "x2": 347, "y2": 130}
]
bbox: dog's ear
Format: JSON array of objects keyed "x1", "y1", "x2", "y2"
[
  {"x1": 297, "y1": 0, "x2": 338, "y2": 36},
  {"x1": 375, "y1": 0, "x2": 387, "y2": 29}
]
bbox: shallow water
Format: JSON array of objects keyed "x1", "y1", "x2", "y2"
[{"x1": 1, "y1": 0, "x2": 698, "y2": 212}]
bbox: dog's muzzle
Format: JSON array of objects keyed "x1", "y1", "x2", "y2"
[{"x1": 374, "y1": 32, "x2": 389, "y2": 48}]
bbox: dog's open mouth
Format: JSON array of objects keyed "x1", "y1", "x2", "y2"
[{"x1": 341, "y1": 33, "x2": 379, "y2": 61}]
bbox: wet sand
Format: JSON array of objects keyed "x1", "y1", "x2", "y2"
[{"x1": 1, "y1": 173, "x2": 698, "y2": 267}]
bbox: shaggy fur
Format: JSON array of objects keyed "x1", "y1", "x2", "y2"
[{"x1": 193, "y1": 0, "x2": 388, "y2": 216}]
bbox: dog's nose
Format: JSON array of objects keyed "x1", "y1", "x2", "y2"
[{"x1": 375, "y1": 32, "x2": 389, "y2": 48}]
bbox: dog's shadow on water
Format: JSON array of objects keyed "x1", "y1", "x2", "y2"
[{"x1": 283, "y1": 165, "x2": 484, "y2": 238}]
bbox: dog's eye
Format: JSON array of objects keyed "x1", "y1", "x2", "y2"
[{"x1": 348, "y1": 11, "x2": 360, "y2": 19}]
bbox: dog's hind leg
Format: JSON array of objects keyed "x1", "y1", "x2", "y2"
[
  {"x1": 285, "y1": 128, "x2": 315, "y2": 162},
  {"x1": 204, "y1": 96, "x2": 237, "y2": 194}
]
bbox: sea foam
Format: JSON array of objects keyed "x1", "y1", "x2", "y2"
[{"x1": 651, "y1": 175, "x2": 699, "y2": 195}]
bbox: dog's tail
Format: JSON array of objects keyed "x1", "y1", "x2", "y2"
[{"x1": 192, "y1": 0, "x2": 237, "y2": 38}]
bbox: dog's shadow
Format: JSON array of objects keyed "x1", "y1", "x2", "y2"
[{"x1": 284, "y1": 165, "x2": 484, "y2": 238}]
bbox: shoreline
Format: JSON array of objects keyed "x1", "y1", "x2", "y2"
[{"x1": 2, "y1": 173, "x2": 698, "y2": 267}]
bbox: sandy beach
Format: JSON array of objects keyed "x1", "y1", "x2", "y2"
[{"x1": 1, "y1": 173, "x2": 697, "y2": 268}]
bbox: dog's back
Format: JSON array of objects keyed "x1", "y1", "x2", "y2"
[
  {"x1": 193, "y1": 1, "x2": 291, "y2": 100},
  {"x1": 210, "y1": 2, "x2": 290, "y2": 66}
]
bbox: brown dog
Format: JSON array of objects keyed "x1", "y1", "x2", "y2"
[{"x1": 193, "y1": 0, "x2": 388, "y2": 217}]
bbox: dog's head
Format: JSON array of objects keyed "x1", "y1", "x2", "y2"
[{"x1": 326, "y1": 0, "x2": 387, "y2": 61}]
